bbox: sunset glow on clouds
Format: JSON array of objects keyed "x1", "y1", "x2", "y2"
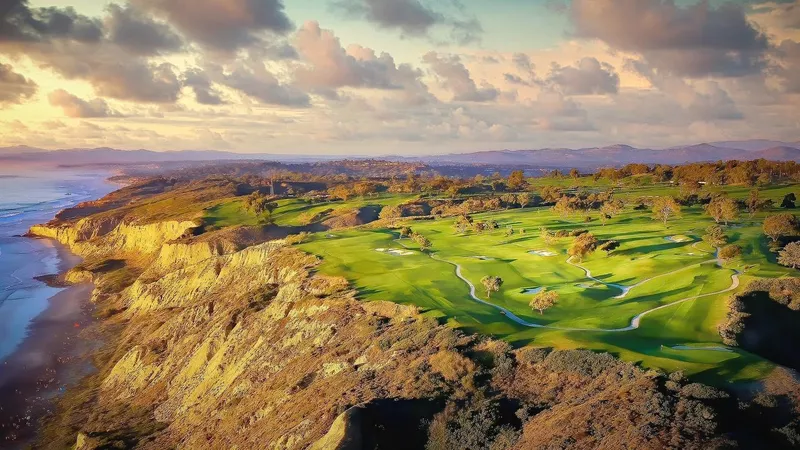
[{"x1": 0, "y1": 0, "x2": 798, "y2": 154}]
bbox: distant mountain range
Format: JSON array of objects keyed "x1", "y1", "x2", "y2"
[
  {"x1": 399, "y1": 142, "x2": 800, "y2": 168},
  {"x1": 1, "y1": 140, "x2": 798, "y2": 170}
]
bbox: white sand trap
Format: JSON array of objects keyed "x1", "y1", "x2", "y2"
[
  {"x1": 376, "y1": 248, "x2": 414, "y2": 256},
  {"x1": 665, "y1": 235, "x2": 692, "y2": 243},
  {"x1": 326, "y1": 234, "x2": 338, "y2": 238},
  {"x1": 473, "y1": 256, "x2": 494, "y2": 261},
  {"x1": 529, "y1": 250, "x2": 558, "y2": 257},
  {"x1": 521, "y1": 287, "x2": 544, "y2": 295},
  {"x1": 671, "y1": 345, "x2": 733, "y2": 353}
]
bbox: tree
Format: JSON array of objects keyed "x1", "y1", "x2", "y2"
[
  {"x1": 412, "y1": 232, "x2": 432, "y2": 251},
  {"x1": 540, "y1": 227, "x2": 556, "y2": 245},
  {"x1": 353, "y1": 182, "x2": 376, "y2": 197},
  {"x1": 553, "y1": 196, "x2": 575, "y2": 218},
  {"x1": 516, "y1": 193, "x2": 533, "y2": 208},
  {"x1": 704, "y1": 196, "x2": 739, "y2": 225},
  {"x1": 453, "y1": 215, "x2": 472, "y2": 234},
  {"x1": 529, "y1": 289, "x2": 559, "y2": 315},
  {"x1": 782, "y1": 193, "x2": 797, "y2": 209},
  {"x1": 778, "y1": 241, "x2": 800, "y2": 269},
  {"x1": 652, "y1": 196, "x2": 682, "y2": 227},
  {"x1": 718, "y1": 245, "x2": 742, "y2": 262},
  {"x1": 702, "y1": 225, "x2": 727, "y2": 248},
  {"x1": 599, "y1": 200, "x2": 624, "y2": 226},
  {"x1": 243, "y1": 192, "x2": 278, "y2": 224},
  {"x1": 746, "y1": 189, "x2": 764, "y2": 218},
  {"x1": 481, "y1": 276, "x2": 503, "y2": 299},
  {"x1": 568, "y1": 233, "x2": 598, "y2": 262},
  {"x1": 380, "y1": 205, "x2": 402, "y2": 220},
  {"x1": 763, "y1": 214, "x2": 800, "y2": 243},
  {"x1": 598, "y1": 240, "x2": 620, "y2": 256},
  {"x1": 540, "y1": 186, "x2": 562, "y2": 203},
  {"x1": 569, "y1": 168, "x2": 580, "y2": 179},
  {"x1": 507, "y1": 170, "x2": 527, "y2": 191},
  {"x1": 500, "y1": 194, "x2": 518, "y2": 209},
  {"x1": 328, "y1": 185, "x2": 353, "y2": 201},
  {"x1": 400, "y1": 226, "x2": 413, "y2": 238}
]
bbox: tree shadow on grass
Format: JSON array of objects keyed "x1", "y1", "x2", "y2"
[{"x1": 618, "y1": 242, "x2": 689, "y2": 256}]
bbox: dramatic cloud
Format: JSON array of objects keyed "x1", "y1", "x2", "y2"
[
  {"x1": 627, "y1": 59, "x2": 744, "y2": 122},
  {"x1": 129, "y1": 0, "x2": 294, "y2": 51},
  {"x1": 105, "y1": 4, "x2": 183, "y2": 55},
  {"x1": 292, "y1": 20, "x2": 429, "y2": 99},
  {"x1": 546, "y1": 57, "x2": 619, "y2": 95},
  {"x1": 423, "y1": 51, "x2": 498, "y2": 102},
  {"x1": 48, "y1": 89, "x2": 121, "y2": 118},
  {"x1": 533, "y1": 91, "x2": 595, "y2": 131},
  {"x1": 0, "y1": 0, "x2": 102, "y2": 44},
  {"x1": 773, "y1": 39, "x2": 800, "y2": 93},
  {"x1": 0, "y1": 63, "x2": 37, "y2": 104},
  {"x1": 751, "y1": 1, "x2": 800, "y2": 32},
  {"x1": 0, "y1": 2, "x2": 184, "y2": 104},
  {"x1": 28, "y1": 42, "x2": 184, "y2": 103},
  {"x1": 183, "y1": 69, "x2": 225, "y2": 105},
  {"x1": 686, "y1": 81, "x2": 744, "y2": 121},
  {"x1": 332, "y1": 0, "x2": 482, "y2": 44},
  {"x1": 569, "y1": 0, "x2": 770, "y2": 77},
  {"x1": 207, "y1": 61, "x2": 310, "y2": 107}
]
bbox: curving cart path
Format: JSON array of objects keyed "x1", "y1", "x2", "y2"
[{"x1": 396, "y1": 238, "x2": 740, "y2": 333}]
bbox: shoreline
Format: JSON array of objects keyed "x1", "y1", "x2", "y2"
[{"x1": 0, "y1": 239, "x2": 97, "y2": 448}]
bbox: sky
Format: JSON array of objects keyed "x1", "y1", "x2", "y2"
[{"x1": 0, "y1": 0, "x2": 798, "y2": 155}]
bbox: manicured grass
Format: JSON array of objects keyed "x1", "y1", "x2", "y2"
[
  {"x1": 296, "y1": 186, "x2": 796, "y2": 386},
  {"x1": 203, "y1": 181, "x2": 797, "y2": 385}
]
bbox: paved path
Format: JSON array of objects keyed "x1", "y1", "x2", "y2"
[
  {"x1": 565, "y1": 256, "x2": 718, "y2": 299},
  {"x1": 397, "y1": 238, "x2": 740, "y2": 333}
]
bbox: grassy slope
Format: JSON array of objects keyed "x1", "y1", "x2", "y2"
[
  {"x1": 294, "y1": 183, "x2": 797, "y2": 386},
  {"x1": 203, "y1": 194, "x2": 416, "y2": 228}
]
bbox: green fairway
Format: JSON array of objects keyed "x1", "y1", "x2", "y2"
[
  {"x1": 290, "y1": 184, "x2": 797, "y2": 386},
  {"x1": 199, "y1": 181, "x2": 797, "y2": 386}
]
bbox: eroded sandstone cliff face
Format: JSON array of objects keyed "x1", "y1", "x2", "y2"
[{"x1": 28, "y1": 215, "x2": 799, "y2": 449}]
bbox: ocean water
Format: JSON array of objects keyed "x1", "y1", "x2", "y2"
[{"x1": 0, "y1": 168, "x2": 114, "y2": 361}]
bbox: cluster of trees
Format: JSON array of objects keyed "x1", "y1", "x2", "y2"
[
  {"x1": 243, "y1": 192, "x2": 278, "y2": 224},
  {"x1": 479, "y1": 276, "x2": 561, "y2": 315},
  {"x1": 399, "y1": 226, "x2": 432, "y2": 251},
  {"x1": 763, "y1": 213, "x2": 800, "y2": 269},
  {"x1": 590, "y1": 160, "x2": 800, "y2": 186},
  {"x1": 453, "y1": 215, "x2": 501, "y2": 234}
]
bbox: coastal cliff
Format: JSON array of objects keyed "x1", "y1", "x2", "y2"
[
  {"x1": 26, "y1": 196, "x2": 800, "y2": 449},
  {"x1": 29, "y1": 219, "x2": 197, "y2": 258}
]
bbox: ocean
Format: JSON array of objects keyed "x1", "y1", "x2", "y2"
[{"x1": 0, "y1": 167, "x2": 114, "y2": 362}]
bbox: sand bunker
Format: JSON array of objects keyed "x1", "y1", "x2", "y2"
[
  {"x1": 665, "y1": 235, "x2": 692, "y2": 243},
  {"x1": 529, "y1": 250, "x2": 558, "y2": 257},
  {"x1": 671, "y1": 345, "x2": 733, "y2": 353},
  {"x1": 376, "y1": 248, "x2": 414, "y2": 256},
  {"x1": 521, "y1": 287, "x2": 544, "y2": 295},
  {"x1": 326, "y1": 234, "x2": 338, "y2": 238}
]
